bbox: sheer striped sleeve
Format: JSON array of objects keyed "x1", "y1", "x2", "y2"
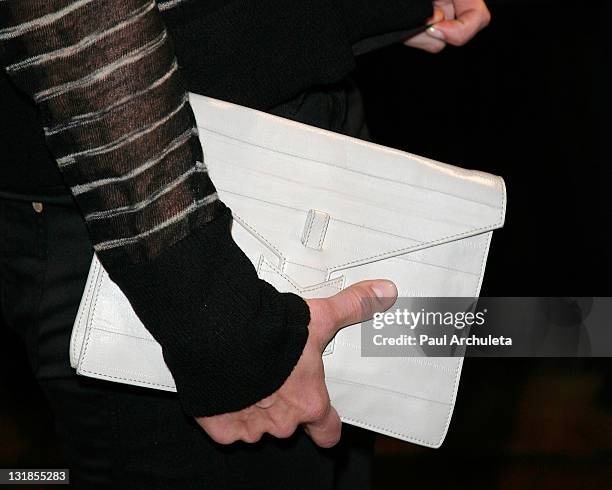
[
  {"x1": 0, "y1": 0, "x2": 310, "y2": 417},
  {"x1": 0, "y1": 0, "x2": 223, "y2": 265}
]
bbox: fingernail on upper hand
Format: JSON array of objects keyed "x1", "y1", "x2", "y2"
[{"x1": 427, "y1": 26, "x2": 445, "y2": 41}]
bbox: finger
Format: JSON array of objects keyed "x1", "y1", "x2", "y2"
[
  {"x1": 267, "y1": 412, "x2": 299, "y2": 439},
  {"x1": 310, "y1": 280, "x2": 397, "y2": 341},
  {"x1": 426, "y1": 6, "x2": 445, "y2": 25},
  {"x1": 255, "y1": 393, "x2": 278, "y2": 409},
  {"x1": 263, "y1": 399, "x2": 300, "y2": 439},
  {"x1": 404, "y1": 32, "x2": 447, "y2": 54},
  {"x1": 432, "y1": 0, "x2": 455, "y2": 22},
  {"x1": 197, "y1": 414, "x2": 248, "y2": 445},
  {"x1": 303, "y1": 405, "x2": 342, "y2": 449},
  {"x1": 428, "y1": 4, "x2": 490, "y2": 46},
  {"x1": 241, "y1": 409, "x2": 273, "y2": 443},
  {"x1": 404, "y1": 5, "x2": 445, "y2": 52}
]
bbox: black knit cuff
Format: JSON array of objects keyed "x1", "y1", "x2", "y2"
[{"x1": 105, "y1": 207, "x2": 310, "y2": 416}]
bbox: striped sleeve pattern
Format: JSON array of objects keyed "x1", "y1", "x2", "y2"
[
  {"x1": 0, "y1": 0, "x2": 311, "y2": 417},
  {"x1": 0, "y1": 0, "x2": 223, "y2": 266},
  {"x1": 157, "y1": 0, "x2": 189, "y2": 11}
]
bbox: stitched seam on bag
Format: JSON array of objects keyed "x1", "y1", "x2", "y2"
[
  {"x1": 326, "y1": 377, "x2": 453, "y2": 405},
  {"x1": 329, "y1": 183, "x2": 505, "y2": 272},
  {"x1": 78, "y1": 262, "x2": 104, "y2": 366},
  {"x1": 303, "y1": 211, "x2": 329, "y2": 250},
  {"x1": 302, "y1": 211, "x2": 314, "y2": 247},
  {"x1": 79, "y1": 265, "x2": 176, "y2": 390},
  {"x1": 90, "y1": 326, "x2": 156, "y2": 342},
  {"x1": 219, "y1": 179, "x2": 481, "y2": 241},
  {"x1": 260, "y1": 260, "x2": 302, "y2": 291},
  {"x1": 329, "y1": 222, "x2": 501, "y2": 271},
  {"x1": 78, "y1": 264, "x2": 106, "y2": 370},
  {"x1": 300, "y1": 279, "x2": 343, "y2": 294},
  {"x1": 86, "y1": 358, "x2": 168, "y2": 379},
  {"x1": 333, "y1": 365, "x2": 459, "y2": 446},
  {"x1": 80, "y1": 367, "x2": 175, "y2": 390},
  {"x1": 285, "y1": 259, "x2": 327, "y2": 274},
  {"x1": 317, "y1": 214, "x2": 330, "y2": 250},
  {"x1": 434, "y1": 233, "x2": 492, "y2": 446},
  {"x1": 217, "y1": 172, "x2": 500, "y2": 242},
  {"x1": 421, "y1": 234, "x2": 491, "y2": 446},
  {"x1": 231, "y1": 194, "x2": 500, "y2": 272},
  {"x1": 225, "y1": 181, "x2": 505, "y2": 273},
  {"x1": 223, "y1": 187, "x2": 502, "y2": 248},
  {"x1": 223, "y1": 190, "x2": 424, "y2": 242},
  {"x1": 339, "y1": 415, "x2": 436, "y2": 447},
  {"x1": 396, "y1": 254, "x2": 480, "y2": 276},
  {"x1": 83, "y1": 356, "x2": 174, "y2": 385},
  {"x1": 473, "y1": 233, "x2": 492, "y2": 299},
  {"x1": 201, "y1": 127, "x2": 504, "y2": 209},
  {"x1": 232, "y1": 213, "x2": 284, "y2": 259},
  {"x1": 81, "y1": 322, "x2": 175, "y2": 390},
  {"x1": 331, "y1": 232, "x2": 496, "y2": 446},
  {"x1": 327, "y1": 341, "x2": 457, "y2": 373},
  {"x1": 260, "y1": 258, "x2": 343, "y2": 293},
  {"x1": 71, "y1": 258, "x2": 99, "y2": 362}
]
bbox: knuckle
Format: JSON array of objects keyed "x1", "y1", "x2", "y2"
[
  {"x1": 451, "y1": 35, "x2": 468, "y2": 47},
  {"x1": 209, "y1": 431, "x2": 237, "y2": 445},
  {"x1": 273, "y1": 421, "x2": 297, "y2": 439},
  {"x1": 318, "y1": 434, "x2": 341, "y2": 449},
  {"x1": 304, "y1": 394, "x2": 329, "y2": 421},
  {"x1": 203, "y1": 422, "x2": 242, "y2": 445},
  {"x1": 482, "y1": 10, "x2": 492, "y2": 27},
  {"x1": 243, "y1": 430, "x2": 263, "y2": 444},
  {"x1": 345, "y1": 288, "x2": 367, "y2": 320}
]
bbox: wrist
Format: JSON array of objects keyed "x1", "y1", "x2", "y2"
[{"x1": 104, "y1": 206, "x2": 310, "y2": 416}]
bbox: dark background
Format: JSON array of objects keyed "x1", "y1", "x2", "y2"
[
  {"x1": 355, "y1": 1, "x2": 612, "y2": 488},
  {"x1": 2, "y1": 1, "x2": 611, "y2": 488}
]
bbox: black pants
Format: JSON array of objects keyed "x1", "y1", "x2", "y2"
[{"x1": 0, "y1": 81, "x2": 374, "y2": 489}]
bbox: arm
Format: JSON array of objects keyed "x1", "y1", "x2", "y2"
[
  {"x1": 0, "y1": 0, "x2": 308, "y2": 417},
  {"x1": 0, "y1": 1, "x2": 399, "y2": 446}
]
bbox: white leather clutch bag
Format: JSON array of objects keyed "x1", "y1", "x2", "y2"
[{"x1": 70, "y1": 93, "x2": 506, "y2": 448}]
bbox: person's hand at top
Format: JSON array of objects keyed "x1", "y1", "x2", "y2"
[{"x1": 405, "y1": 0, "x2": 491, "y2": 53}]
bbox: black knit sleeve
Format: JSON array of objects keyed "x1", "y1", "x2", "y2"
[
  {"x1": 341, "y1": 0, "x2": 433, "y2": 44},
  {"x1": 0, "y1": 0, "x2": 309, "y2": 416}
]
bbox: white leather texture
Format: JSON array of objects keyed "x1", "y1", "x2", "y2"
[{"x1": 70, "y1": 93, "x2": 506, "y2": 447}]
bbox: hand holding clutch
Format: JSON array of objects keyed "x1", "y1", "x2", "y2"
[{"x1": 196, "y1": 280, "x2": 397, "y2": 447}]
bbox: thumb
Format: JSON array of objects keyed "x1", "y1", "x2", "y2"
[
  {"x1": 307, "y1": 280, "x2": 397, "y2": 346},
  {"x1": 430, "y1": 7, "x2": 490, "y2": 46}
]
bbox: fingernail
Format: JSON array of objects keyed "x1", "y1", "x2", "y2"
[
  {"x1": 372, "y1": 281, "x2": 397, "y2": 299},
  {"x1": 427, "y1": 26, "x2": 445, "y2": 40}
]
